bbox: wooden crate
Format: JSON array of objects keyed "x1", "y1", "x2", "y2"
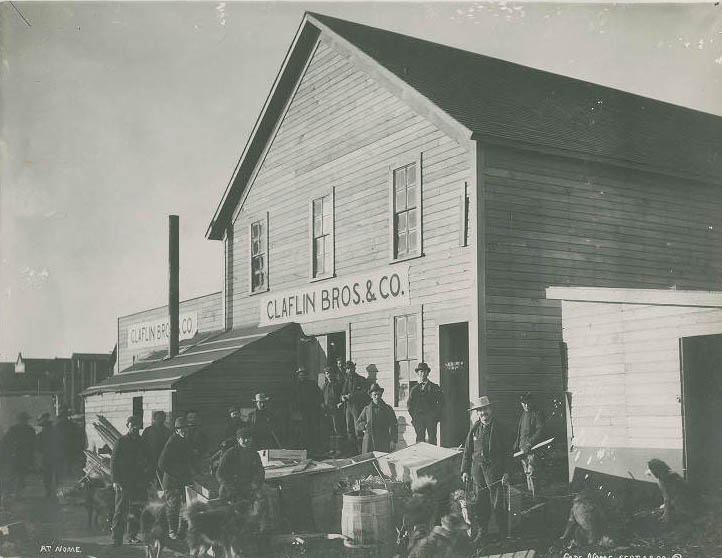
[
  {"x1": 259, "y1": 448, "x2": 307, "y2": 465},
  {"x1": 377, "y1": 443, "x2": 462, "y2": 490}
]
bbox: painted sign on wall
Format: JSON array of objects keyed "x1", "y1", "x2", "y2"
[
  {"x1": 260, "y1": 266, "x2": 410, "y2": 325},
  {"x1": 127, "y1": 312, "x2": 198, "y2": 349}
]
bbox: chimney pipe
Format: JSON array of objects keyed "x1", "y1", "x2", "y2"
[{"x1": 169, "y1": 215, "x2": 179, "y2": 358}]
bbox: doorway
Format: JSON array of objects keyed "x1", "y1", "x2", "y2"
[
  {"x1": 680, "y1": 334, "x2": 722, "y2": 486},
  {"x1": 439, "y1": 322, "x2": 469, "y2": 447},
  {"x1": 300, "y1": 331, "x2": 346, "y2": 384}
]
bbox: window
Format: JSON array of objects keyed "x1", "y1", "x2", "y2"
[
  {"x1": 394, "y1": 314, "x2": 419, "y2": 407},
  {"x1": 132, "y1": 396, "x2": 143, "y2": 425},
  {"x1": 312, "y1": 194, "x2": 334, "y2": 278},
  {"x1": 391, "y1": 158, "x2": 422, "y2": 260},
  {"x1": 250, "y1": 217, "x2": 267, "y2": 293}
]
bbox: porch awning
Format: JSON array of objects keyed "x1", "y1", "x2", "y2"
[{"x1": 81, "y1": 323, "x2": 293, "y2": 396}]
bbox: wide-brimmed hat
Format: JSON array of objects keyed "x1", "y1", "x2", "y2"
[
  {"x1": 468, "y1": 396, "x2": 491, "y2": 411},
  {"x1": 415, "y1": 362, "x2": 431, "y2": 373},
  {"x1": 252, "y1": 393, "x2": 270, "y2": 403},
  {"x1": 368, "y1": 382, "x2": 384, "y2": 395}
]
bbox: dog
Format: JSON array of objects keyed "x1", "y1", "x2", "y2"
[
  {"x1": 560, "y1": 491, "x2": 614, "y2": 547},
  {"x1": 57, "y1": 476, "x2": 114, "y2": 530},
  {"x1": 398, "y1": 476, "x2": 439, "y2": 553},
  {"x1": 141, "y1": 500, "x2": 168, "y2": 558},
  {"x1": 645, "y1": 458, "x2": 698, "y2": 524},
  {"x1": 407, "y1": 513, "x2": 472, "y2": 558}
]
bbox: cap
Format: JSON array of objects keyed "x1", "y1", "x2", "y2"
[
  {"x1": 468, "y1": 396, "x2": 491, "y2": 411},
  {"x1": 174, "y1": 417, "x2": 187, "y2": 429},
  {"x1": 236, "y1": 425, "x2": 254, "y2": 438},
  {"x1": 252, "y1": 393, "x2": 270, "y2": 403},
  {"x1": 368, "y1": 382, "x2": 384, "y2": 395},
  {"x1": 345, "y1": 360, "x2": 356, "y2": 368},
  {"x1": 126, "y1": 415, "x2": 141, "y2": 427},
  {"x1": 415, "y1": 362, "x2": 431, "y2": 373}
]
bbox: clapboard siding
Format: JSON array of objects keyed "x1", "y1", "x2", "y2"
[
  {"x1": 117, "y1": 292, "x2": 223, "y2": 373},
  {"x1": 224, "y1": 36, "x2": 474, "y2": 415},
  {"x1": 483, "y1": 146, "x2": 722, "y2": 422},
  {"x1": 561, "y1": 300, "x2": 722, "y2": 457}
]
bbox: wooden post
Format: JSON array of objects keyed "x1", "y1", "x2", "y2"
[{"x1": 169, "y1": 215, "x2": 180, "y2": 358}]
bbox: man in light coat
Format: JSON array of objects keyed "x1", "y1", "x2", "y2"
[{"x1": 355, "y1": 382, "x2": 398, "y2": 453}]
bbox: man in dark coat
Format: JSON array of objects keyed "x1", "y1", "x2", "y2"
[
  {"x1": 322, "y1": 366, "x2": 345, "y2": 434},
  {"x1": 514, "y1": 392, "x2": 544, "y2": 499},
  {"x1": 224, "y1": 406, "x2": 244, "y2": 444},
  {"x1": 407, "y1": 362, "x2": 443, "y2": 444},
  {"x1": 159, "y1": 417, "x2": 194, "y2": 539},
  {"x1": 248, "y1": 393, "x2": 280, "y2": 450},
  {"x1": 2, "y1": 411, "x2": 35, "y2": 499},
  {"x1": 341, "y1": 361, "x2": 370, "y2": 454},
  {"x1": 142, "y1": 410, "x2": 170, "y2": 482},
  {"x1": 111, "y1": 416, "x2": 149, "y2": 546},
  {"x1": 355, "y1": 383, "x2": 398, "y2": 453},
  {"x1": 216, "y1": 426, "x2": 265, "y2": 504},
  {"x1": 460, "y1": 396, "x2": 511, "y2": 543},
  {"x1": 291, "y1": 368, "x2": 323, "y2": 454},
  {"x1": 53, "y1": 407, "x2": 82, "y2": 483},
  {"x1": 37, "y1": 413, "x2": 55, "y2": 499},
  {"x1": 185, "y1": 410, "x2": 210, "y2": 474}
]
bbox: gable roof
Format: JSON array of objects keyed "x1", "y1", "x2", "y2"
[
  {"x1": 207, "y1": 12, "x2": 722, "y2": 240},
  {"x1": 80, "y1": 323, "x2": 295, "y2": 395}
]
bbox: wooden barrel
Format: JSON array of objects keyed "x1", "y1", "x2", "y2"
[{"x1": 341, "y1": 489, "x2": 391, "y2": 547}]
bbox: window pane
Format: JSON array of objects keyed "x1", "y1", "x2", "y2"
[
  {"x1": 408, "y1": 230, "x2": 418, "y2": 253},
  {"x1": 394, "y1": 167, "x2": 406, "y2": 191},
  {"x1": 406, "y1": 164, "x2": 416, "y2": 187},
  {"x1": 396, "y1": 316, "x2": 406, "y2": 337},
  {"x1": 397, "y1": 232, "x2": 407, "y2": 256},
  {"x1": 396, "y1": 338, "x2": 407, "y2": 360},
  {"x1": 406, "y1": 185, "x2": 416, "y2": 209},
  {"x1": 395, "y1": 189, "x2": 406, "y2": 211},
  {"x1": 313, "y1": 215, "x2": 322, "y2": 237},
  {"x1": 397, "y1": 212, "x2": 407, "y2": 232},
  {"x1": 323, "y1": 197, "x2": 331, "y2": 217},
  {"x1": 313, "y1": 198, "x2": 322, "y2": 217},
  {"x1": 258, "y1": 224, "x2": 265, "y2": 252},
  {"x1": 407, "y1": 338, "x2": 417, "y2": 359},
  {"x1": 324, "y1": 249, "x2": 331, "y2": 276},
  {"x1": 252, "y1": 239, "x2": 259, "y2": 256},
  {"x1": 323, "y1": 215, "x2": 332, "y2": 236},
  {"x1": 408, "y1": 209, "x2": 417, "y2": 231},
  {"x1": 407, "y1": 315, "x2": 416, "y2": 335}
]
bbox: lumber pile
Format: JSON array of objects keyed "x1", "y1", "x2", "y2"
[{"x1": 92, "y1": 415, "x2": 122, "y2": 447}]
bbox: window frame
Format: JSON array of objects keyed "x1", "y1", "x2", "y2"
[
  {"x1": 309, "y1": 189, "x2": 336, "y2": 282},
  {"x1": 248, "y1": 212, "x2": 270, "y2": 295},
  {"x1": 391, "y1": 306, "x2": 424, "y2": 409},
  {"x1": 389, "y1": 153, "x2": 423, "y2": 263}
]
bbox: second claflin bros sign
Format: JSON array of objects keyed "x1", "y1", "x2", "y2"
[{"x1": 259, "y1": 266, "x2": 410, "y2": 326}]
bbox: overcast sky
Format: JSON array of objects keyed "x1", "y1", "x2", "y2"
[{"x1": 1, "y1": 1, "x2": 721, "y2": 360}]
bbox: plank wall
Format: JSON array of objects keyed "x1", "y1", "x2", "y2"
[
  {"x1": 227, "y1": 38, "x2": 474, "y2": 433},
  {"x1": 117, "y1": 292, "x2": 223, "y2": 372},
  {"x1": 483, "y1": 146, "x2": 722, "y2": 429},
  {"x1": 561, "y1": 300, "x2": 722, "y2": 479}
]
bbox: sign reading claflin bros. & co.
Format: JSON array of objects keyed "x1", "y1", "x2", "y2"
[
  {"x1": 259, "y1": 266, "x2": 410, "y2": 325},
  {"x1": 127, "y1": 312, "x2": 198, "y2": 349}
]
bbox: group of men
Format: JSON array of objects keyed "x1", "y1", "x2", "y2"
[
  {"x1": 110, "y1": 409, "x2": 208, "y2": 546},
  {"x1": 0, "y1": 408, "x2": 86, "y2": 501},
  {"x1": 460, "y1": 392, "x2": 544, "y2": 543}
]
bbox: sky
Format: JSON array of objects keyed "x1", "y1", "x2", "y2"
[{"x1": 1, "y1": 1, "x2": 721, "y2": 360}]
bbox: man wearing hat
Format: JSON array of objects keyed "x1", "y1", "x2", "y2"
[
  {"x1": 185, "y1": 409, "x2": 210, "y2": 472},
  {"x1": 355, "y1": 382, "x2": 398, "y2": 453},
  {"x1": 514, "y1": 392, "x2": 544, "y2": 499},
  {"x1": 142, "y1": 410, "x2": 170, "y2": 481},
  {"x1": 322, "y1": 366, "x2": 346, "y2": 452},
  {"x1": 2, "y1": 411, "x2": 35, "y2": 499},
  {"x1": 224, "y1": 406, "x2": 243, "y2": 444},
  {"x1": 340, "y1": 360, "x2": 370, "y2": 454},
  {"x1": 407, "y1": 362, "x2": 444, "y2": 445},
  {"x1": 290, "y1": 368, "x2": 323, "y2": 453},
  {"x1": 111, "y1": 415, "x2": 149, "y2": 546},
  {"x1": 53, "y1": 406, "x2": 80, "y2": 482},
  {"x1": 249, "y1": 393, "x2": 281, "y2": 449},
  {"x1": 216, "y1": 425, "x2": 265, "y2": 504},
  {"x1": 159, "y1": 417, "x2": 194, "y2": 540},
  {"x1": 37, "y1": 412, "x2": 55, "y2": 498},
  {"x1": 460, "y1": 396, "x2": 511, "y2": 542}
]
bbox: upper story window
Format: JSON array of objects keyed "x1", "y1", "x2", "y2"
[
  {"x1": 250, "y1": 215, "x2": 268, "y2": 293},
  {"x1": 394, "y1": 313, "x2": 419, "y2": 407},
  {"x1": 312, "y1": 193, "x2": 334, "y2": 279},
  {"x1": 390, "y1": 155, "x2": 422, "y2": 261}
]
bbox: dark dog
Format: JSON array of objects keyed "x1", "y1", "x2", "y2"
[
  {"x1": 560, "y1": 491, "x2": 614, "y2": 547},
  {"x1": 184, "y1": 500, "x2": 239, "y2": 558},
  {"x1": 141, "y1": 500, "x2": 168, "y2": 558},
  {"x1": 57, "y1": 476, "x2": 114, "y2": 530},
  {"x1": 398, "y1": 476, "x2": 439, "y2": 553},
  {"x1": 646, "y1": 458, "x2": 698, "y2": 523}
]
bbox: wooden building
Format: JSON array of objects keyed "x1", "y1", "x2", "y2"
[{"x1": 205, "y1": 12, "x2": 722, "y2": 459}]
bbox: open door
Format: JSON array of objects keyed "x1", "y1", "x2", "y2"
[
  {"x1": 439, "y1": 322, "x2": 469, "y2": 448},
  {"x1": 680, "y1": 334, "x2": 722, "y2": 486}
]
